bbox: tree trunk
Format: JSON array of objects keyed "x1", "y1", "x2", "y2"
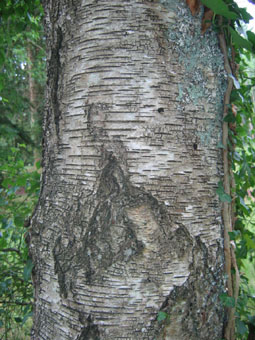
[{"x1": 30, "y1": 0, "x2": 227, "y2": 339}]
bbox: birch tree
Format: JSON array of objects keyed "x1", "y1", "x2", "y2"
[{"x1": 30, "y1": 0, "x2": 227, "y2": 339}]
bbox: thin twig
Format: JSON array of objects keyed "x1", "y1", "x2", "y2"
[{"x1": 0, "y1": 248, "x2": 21, "y2": 255}]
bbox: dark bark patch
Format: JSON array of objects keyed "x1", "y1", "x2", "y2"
[
  {"x1": 79, "y1": 154, "x2": 145, "y2": 282},
  {"x1": 78, "y1": 152, "x2": 193, "y2": 283},
  {"x1": 154, "y1": 237, "x2": 224, "y2": 340},
  {"x1": 77, "y1": 315, "x2": 100, "y2": 340},
  {"x1": 47, "y1": 26, "x2": 63, "y2": 138},
  {"x1": 158, "y1": 107, "x2": 164, "y2": 113},
  {"x1": 50, "y1": 151, "x2": 195, "y2": 300},
  {"x1": 53, "y1": 235, "x2": 75, "y2": 298}
]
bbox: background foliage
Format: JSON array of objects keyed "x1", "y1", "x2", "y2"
[
  {"x1": 0, "y1": 0, "x2": 44, "y2": 338},
  {"x1": 0, "y1": 0, "x2": 254, "y2": 339},
  {"x1": 232, "y1": 49, "x2": 255, "y2": 338}
]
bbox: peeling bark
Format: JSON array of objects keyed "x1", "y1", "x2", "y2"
[{"x1": 30, "y1": 0, "x2": 227, "y2": 339}]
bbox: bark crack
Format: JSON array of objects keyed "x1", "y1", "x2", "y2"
[
  {"x1": 77, "y1": 315, "x2": 101, "y2": 340},
  {"x1": 154, "y1": 237, "x2": 224, "y2": 340}
]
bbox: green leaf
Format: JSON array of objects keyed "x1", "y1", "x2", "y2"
[
  {"x1": 14, "y1": 215, "x2": 24, "y2": 227},
  {"x1": 35, "y1": 160, "x2": 41, "y2": 169},
  {"x1": 229, "y1": 27, "x2": 253, "y2": 51},
  {"x1": 200, "y1": 0, "x2": 238, "y2": 19},
  {"x1": 216, "y1": 181, "x2": 232, "y2": 203},
  {"x1": 217, "y1": 142, "x2": 226, "y2": 149},
  {"x1": 236, "y1": 319, "x2": 248, "y2": 335},
  {"x1": 237, "y1": 8, "x2": 253, "y2": 23},
  {"x1": 247, "y1": 30, "x2": 255, "y2": 47},
  {"x1": 248, "y1": 316, "x2": 255, "y2": 326},
  {"x1": 224, "y1": 113, "x2": 236, "y2": 123},
  {"x1": 233, "y1": 151, "x2": 241, "y2": 161},
  {"x1": 17, "y1": 159, "x2": 24, "y2": 168},
  {"x1": 244, "y1": 234, "x2": 255, "y2": 250},
  {"x1": 0, "y1": 237, "x2": 7, "y2": 249},
  {"x1": 157, "y1": 311, "x2": 168, "y2": 322},
  {"x1": 22, "y1": 311, "x2": 33, "y2": 324},
  {"x1": 239, "y1": 197, "x2": 249, "y2": 212},
  {"x1": 16, "y1": 176, "x2": 26, "y2": 186},
  {"x1": 229, "y1": 230, "x2": 240, "y2": 241},
  {"x1": 18, "y1": 144, "x2": 26, "y2": 149},
  {"x1": 14, "y1": 317, "x2": 23, "y2": 323},
  {"x1": 23, "y1": 258, "x2": 33, "y2": 281},
  {"x1": 220, "y1": 293, "x2": 235, "y2": 307},
  {"x1": 2, "y1": 178, "x2": 12, "y2": 189}
]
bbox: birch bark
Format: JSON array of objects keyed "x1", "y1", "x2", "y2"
[{"x1": 30, "y1": 0, "x2": 227, "y2": 339}]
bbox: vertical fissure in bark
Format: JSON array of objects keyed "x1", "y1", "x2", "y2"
[
  {"x1": 50, "y1": 26, "x2": 63, "y2": 138},
  {"x1": 77, "y1": 315, "x2": 101, "y2": 340}
]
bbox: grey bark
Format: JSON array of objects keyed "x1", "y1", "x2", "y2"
[{"x1": 30, "y1": 0, "x2": 227, "y2": 339}]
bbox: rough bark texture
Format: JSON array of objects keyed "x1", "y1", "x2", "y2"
[{"x1": 30, "y1": 0, "x2": 227, "y2": 339}]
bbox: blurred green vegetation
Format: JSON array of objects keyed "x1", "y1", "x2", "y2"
[
  {"x1": 0, "y1": 0, "x2": 45, "y2": 339},
  {"x1": 231, "y1": 49, "x2": 255, "y2": 338}
]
